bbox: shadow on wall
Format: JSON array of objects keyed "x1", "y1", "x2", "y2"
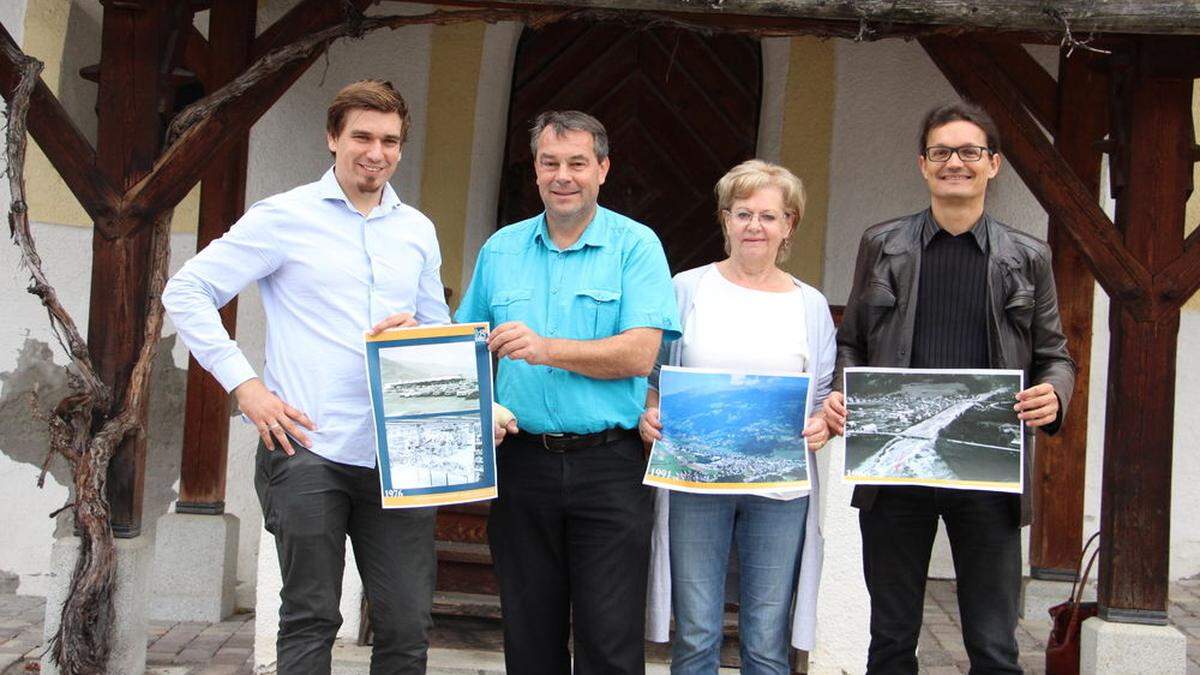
[{"x1": 0, "y1": 334, "x2": 188, "y2": 540}]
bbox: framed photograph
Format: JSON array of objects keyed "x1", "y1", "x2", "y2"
[
  {"x1": 842, "y1": 367, "x2": 1025, "y2": 493},
  {"x1": 365, "y1": 323, "x2": 497, "y2": 507},
  {"x1": 644, "y1": 366, "x2": 812, "y2": 494}
]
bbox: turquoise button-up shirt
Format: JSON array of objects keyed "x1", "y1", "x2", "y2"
[{"x1": 455, "y1": 207, "x2": 680, "y2": 434}]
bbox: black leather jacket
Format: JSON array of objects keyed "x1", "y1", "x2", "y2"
[{"x1": 834, "y1": 210, "x2": 1076, "y2": 526}]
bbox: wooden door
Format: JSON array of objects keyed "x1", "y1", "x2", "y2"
[{"x1": 497, "y1": 19, "x2": 762, "y2": 272}]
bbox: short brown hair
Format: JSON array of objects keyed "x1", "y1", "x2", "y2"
[
  {"x1": 714, "y1": 159, "x2": 806, "y2": 264},
  {"x1": 529, "y1": 110, "x2": 609, "y2": 162},
  {"x1": 918, "y1": 102, "x2": 1000, "y2": 155},
  {"x1": 326, "y1": 80, "x2": 409, "y2": 144}
]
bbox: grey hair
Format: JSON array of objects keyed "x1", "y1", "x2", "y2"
[{"x1": 529, "y1": 110, "x2": 610, "y2": 162}]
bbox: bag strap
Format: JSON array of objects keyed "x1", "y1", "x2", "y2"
[{"x1": 1067, "y1": 532, "x2": 1101, "y2": 626}]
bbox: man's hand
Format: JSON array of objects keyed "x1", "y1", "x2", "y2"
[
  {"x1": 823, "y1": 391, "x2": 847, "y2": 436},
  {"x1": 638, "y1": 406, "x2": 663, "y2": 447},
  {"x1": 803, "y1": 415, "x2": 830, "y2": 451},
  {"x1": 234, "y1": 378, "x2": 316, "y2": 455},
  {"x1": 489, "y1": 321, "x2": 552, "y2": 365},
  {"x1": 367, "y1": 312, "x2": 418, "y2": 337},
  {"x1": 1015, "y1": 382, "x2": 1059, "y2": 428},
  {"x1": 494, "y1": 418, "x2": 519, "y2": 445}
]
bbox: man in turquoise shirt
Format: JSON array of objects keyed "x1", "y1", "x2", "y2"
[{"x1": 456, "y1": 110, "x2": 679, "y2": 674}]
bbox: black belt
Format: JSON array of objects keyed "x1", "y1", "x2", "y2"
[{"x1": 514, "y1": 428, "x2": 638, "y2": 453}]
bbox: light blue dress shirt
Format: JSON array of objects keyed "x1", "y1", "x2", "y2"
[
  {"x1": 455, "y1": 207, "x2": 680, "y2": 434},
  {"x1": 163, "y1": 168, "x2": 450, "y2": 467}
]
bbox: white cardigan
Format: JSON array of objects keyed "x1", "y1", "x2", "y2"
[{"x1": 645, "y1": 263, "x2": 836, "y2": 651}]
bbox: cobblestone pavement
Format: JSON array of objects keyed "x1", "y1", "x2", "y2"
[{"x1": 3, "y1": 579, "x2": 1198, "y2": 673}]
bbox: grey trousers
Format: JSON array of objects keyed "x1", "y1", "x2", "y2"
[{"x1": 255, "y1": 443, "x2": 437, "y2": 675}]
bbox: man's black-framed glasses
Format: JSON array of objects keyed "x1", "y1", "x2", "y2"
[{"x1": 923, "y1": 145, "x2": 992, "y2": 162}]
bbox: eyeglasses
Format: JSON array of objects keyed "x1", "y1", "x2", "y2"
[
  {"x1": 723, "y1": 209, "x2": 789, "y2": 226},
  {"x1": 923, "y1": 145, "x2": 992, "y2": 162}
]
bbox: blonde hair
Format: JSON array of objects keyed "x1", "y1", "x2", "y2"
[{"x1": 714, "y1": 159, "x2": 806, "y2": 263}]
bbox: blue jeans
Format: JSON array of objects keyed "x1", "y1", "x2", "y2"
[{"x1": 669, "y1": 491, "x2": 809, "y2": 675}]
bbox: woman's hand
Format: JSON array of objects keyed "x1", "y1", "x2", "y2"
[
  {"x1": 822, "y1": 391, "x2": 846, "y2": 436},
  {"x1": 803, "y1": 414, "x2": 830, "y2": 451},
  {"x1": 638, "y1": 406, "x2": 663, "y2": 448}
]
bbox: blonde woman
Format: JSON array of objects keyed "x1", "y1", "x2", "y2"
[{"x1": 641, "y1": 160, "x2": 835, "y2": 673}]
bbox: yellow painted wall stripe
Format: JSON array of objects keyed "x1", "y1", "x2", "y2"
[
  {"x1": 778, "y1": 37, "x2": 835, "y2": 288},
  {"x1": 419, "y1": 22, "x2": 486, "y2": 310}
]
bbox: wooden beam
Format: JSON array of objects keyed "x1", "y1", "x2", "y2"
[
  {"x1": 1155, "y1": 236, "x2": 1200, "y2": 306},
  {"x1": 1029, "y1": 48, "x2": 1106, "y2": 579},
  {"x1": 176, "y1": 0, "x2": 255, "y2": 515},
  {"x1": 1097, "y1": 37, "x2": 1192, "y2": 623},
  {"x1": 0, "y1": 24, "x2": 121, "y2": 227},
  {"x1": 386, "y1": 0, "x2": 1200, "y2": 36},
  {"x1": 89, "y1": 0, "x2": 176, "y2": 538},
  {"x1": 118, "y1": 0, "x2": 373, "y2": 224},
  {"x1": 981, "y1": 39, "x2": 1058, "y2": 136},
  {"x1": 181, "y1": 25, "x2": 212, "y2": 91},
  {"x1": 919, "y1": 34, "x2": 1155, "y2": 312}
]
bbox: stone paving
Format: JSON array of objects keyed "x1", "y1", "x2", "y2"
[{"x1": 3, "y1": 579, "x2": 1199, "y2": 673}]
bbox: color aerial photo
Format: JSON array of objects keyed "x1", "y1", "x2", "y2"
[
  {"x1": 843, "y1": 368, "x2": 1024, "y2": 492},
  {"x1": 645, "y1": 367, "x2": 811, "y2": 493},
  {"x1": 379, "y1": 340, "x2": 480, "y2": 417}
]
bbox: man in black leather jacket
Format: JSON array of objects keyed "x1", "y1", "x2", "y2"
[{"x1": 824, "y1": 102, "x2": 1075, "y2": 674}]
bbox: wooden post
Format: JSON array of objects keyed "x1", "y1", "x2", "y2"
[
  {"x1": 175, "y1": 0, "x2": 256, "y2": 515},
  {"x1": 1097, "y1": 37, "x2": 1194, "y2": 624},
  {"x1": 1029, "y1": 49, "x2": 1107, "y2": 580},
  {"x1": 90, "y1": 0, "x2": 174, "y2": 538}
]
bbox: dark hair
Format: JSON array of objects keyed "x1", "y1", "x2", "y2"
[
  {"x1": 529, "y1": 110, "x2": 609, "y2": 162},
  {"x1": 918, "y1": 102, "x2": 1001, "y2": 155},
  {"x1": 326, "y1": 80, "x2": 409, "y2": 144}
]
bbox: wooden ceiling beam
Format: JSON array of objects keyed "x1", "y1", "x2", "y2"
[
  {"x1": 981, "y1": 39, "x2": 1058, "y2": 136},
  {"x1": 382, "y1": 0, "x2": 1200, "y2": 36},
  {"x1": 0, "y1": 24, "x2": 121, "y2": 225},
  {"x1": 920, "y1": 34, "x2": 1154, "y2": 313}
]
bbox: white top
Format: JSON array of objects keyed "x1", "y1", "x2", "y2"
[
  {"x1": 679, "y1": 269, "x2": 811, "y2": 499},
  {"x1": 162, "y1": 168, "x2": 451, "y2": 467}
]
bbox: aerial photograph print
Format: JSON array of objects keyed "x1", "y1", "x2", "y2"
[
  {"x1": 645, "y1": 366, "x2": 812, "y2": 493},
  {"x1": 843, "y1": 368, "x2": 1024, "y2": 492},
  {"x1": 365, "y1": 324, "x2": 496, "y2": 507}
]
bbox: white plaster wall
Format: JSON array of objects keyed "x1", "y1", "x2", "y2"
[
  {"x1": 755, "y1": 37, "x2": 791, "y2": 163},
  {"x1": 460, "y1": 21, "x2": 523, "y2": 294}
]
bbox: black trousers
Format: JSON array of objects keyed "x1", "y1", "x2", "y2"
[
  {"x1": 859, "y1": 487, "x2": 1022, "y2": 675},
  {"x1": 489, "y1": 433, "x2": 655, "y2": 675},
  {"x1": 255, "y1": 444, "x2": 437, "y2": 675}
]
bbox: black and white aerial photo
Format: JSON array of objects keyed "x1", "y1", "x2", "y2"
[{"x1": 843, "y1": 368, "x2": 1024, "y2": 492}]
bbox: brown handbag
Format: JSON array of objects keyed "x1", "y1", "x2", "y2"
[{"x1": 1045, "y1": 532, "x2": 1101, "y2": 675}]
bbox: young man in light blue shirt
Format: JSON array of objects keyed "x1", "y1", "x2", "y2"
[
  {"x1": 164, "y1": 80, "x2": 448, "y2": 674},
  {"x1": 456, "y1": 111, "x2": 680, "y2": 674}
]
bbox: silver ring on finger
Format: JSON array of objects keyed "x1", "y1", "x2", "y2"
[{"x1": 268, "y1": 423, "x2": 282, "y2": 430}]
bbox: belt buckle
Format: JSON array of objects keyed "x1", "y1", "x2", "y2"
[{"x1": 540, "y1": 433, "x2": 566, "y2": 453}]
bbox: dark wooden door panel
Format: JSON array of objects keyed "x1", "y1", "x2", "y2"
[{"x1": 497, "y1": 20, "x2": 762, "y2": 274}]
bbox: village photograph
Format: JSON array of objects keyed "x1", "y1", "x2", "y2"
[
  {"x1": 379, "y1": 339, "x2": 480, "y2": 417},
  {"x1": 386, "y1": 415, "x2": 485, "y2": 489},
  {"x1": 645, "y1": 367, "x2": 811, "y2": 493},
  {"x1": 843, "y1": 368, "x2": 1024, "y2": 491}
]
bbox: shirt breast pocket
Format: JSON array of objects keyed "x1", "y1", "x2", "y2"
[
  {"x1": 573, "y1": 288, "x2": 622, "y2": 338},
  {"x1": 490, "y1": 288, "x2": 533, "y2": 325}
]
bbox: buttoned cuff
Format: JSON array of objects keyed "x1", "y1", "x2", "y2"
[{"x1": 210, "y1": 353, "x2": 258, "y2": 393}]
